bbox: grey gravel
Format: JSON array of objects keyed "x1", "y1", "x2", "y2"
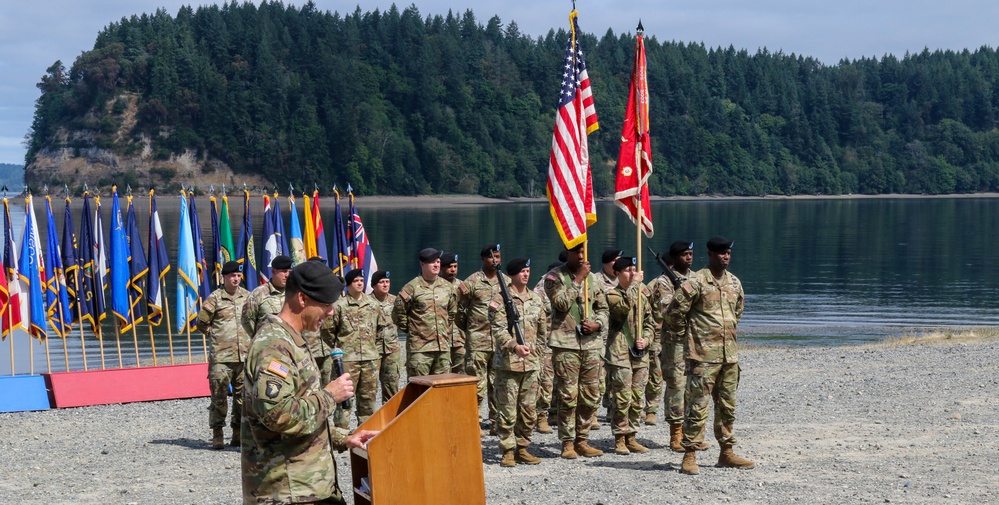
[{"x1": 2, "y1": 340, "x2": 997, "y2": 504}]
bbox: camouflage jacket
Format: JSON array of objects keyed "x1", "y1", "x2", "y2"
[
  {"x1": 241, "y1": 281, "x2": 284, "y2": 338},
  {"x1": 197, "y1": 286, "x2": 251, "y2": 363},
  {"x1": 444, "y1": 278, "x2": 464, "y2": 347},
  {"x1": 241, "y1": 315, "x2": 349, "y2": 504},
  {"x1": 667, "y1": 268, "x2": 744, "y2": 364},
  {"x1": 605, "y1": 285, "x2": 655, "y2": 368},
  {"x1": 543, "y1": 265, "x2": 608, "y2": 351},
  {"x1": 647, "y1": 269, "x2": 691, "y2": 344},
  {"x1": 373, "y1": 293, "x2": 400, "y2": 355},
  {"x1": 322, "y1": 293, "x2": 385, "y2": 361},
  {"x1": 457, "y1": 270, "x2": 502, "y2": 351},
  {"x1": 488, "y1": 286, "x2": 548, "y2": 372},
  {"x1": 532, "y1": 277, "x2": 553, "y2": 354},
  {"x1": 392, "y1": 275, "x2": 456, "y2": 354}
]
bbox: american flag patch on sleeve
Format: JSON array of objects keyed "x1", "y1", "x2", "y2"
[{"x1": 265, "y1": 360, "x2": 290, "y2": 379}]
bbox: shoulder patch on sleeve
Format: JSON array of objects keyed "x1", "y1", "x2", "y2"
[
  {"x1": 398, "y1": 289, "x2": 411, "y2": 301},
  {"x1": 681, "y1": 282, "x2": 695, "y2": 295},
  {"x1": 642, "y1": 285, "x2": 651, "y2": 296},
  {"x1": 489, "y1": 299, "x2": 501, "y2": 310},
  {"x1": 458, "y1": 283, "x2": 469, "y2": 294},
  {"x1": 265, "y1": 359, "x2": 290, "y2": 379},
  {"x1": 545, "y1": 273, "x2": 558, "y2": 282}
]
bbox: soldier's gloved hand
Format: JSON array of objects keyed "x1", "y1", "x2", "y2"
[{"x1": 325, "y1": 373, "x2": 355, "y2": 404}]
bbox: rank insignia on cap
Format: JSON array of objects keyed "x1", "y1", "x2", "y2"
[{"x1": 265, "y1": 360, "x2": 290, "y2": 379}]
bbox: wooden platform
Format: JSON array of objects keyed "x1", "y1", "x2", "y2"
[
  {"x1": 0, "y1": 375, "x2": 51, "y2": 413},
  {"x1": 45, "y1": 363, "x2": 209, "y2": 408}
]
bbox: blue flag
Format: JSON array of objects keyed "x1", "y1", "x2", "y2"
[
  {"x1": 330, "y1": 189, "x2": 350, "y2": 277},
  {"x1": 236, "y1": 190, "x2": 258, "y2": 291},
  {"x1": 125, "y1": 197, "x2": 148, "y2": 331},
  {"x1": 18, "y1": 195, "x2": 46, "y2": 339},
  {"x1": 93, "y1": 195, "x2": 109, "y2": 331},
  {"x1": 272, "y1": 193, "x2": 287, "y2": 258},
  {"x1": 176, "y1": 192, "x2": 199, "y2": 333},
  {"x1": 2, "y1": 196, "x2": 25, "y2": 338},
  {"x1": 78, "y1": 193, "x2": 100, "y2": 336},
  {"x1": 61, "y1": 198, "x2": 81, "y2": 324},
  {"x1": 44, "y1": 197, "x2": 72, "y2": 337},
  {"x1": 188, "y1": 192, "x2": 211, "y2": 303},
  {"x1": 146, "y1": 190, "x2": 169, "y2": 326},
  {"x1": 259, "y1": 195, "x2": 275, "y2": 284},
  {"x1": 109, "y1": 188, "x2": 133, "y2": 333},
  {"x1": 288, "y1": 196, "x2": 306, "y2": 266},
  {"x1": 210, "y1": 196, "x2": 221, "y2": 290}
]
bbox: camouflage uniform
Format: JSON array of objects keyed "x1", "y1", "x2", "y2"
[
  {"x1": 241, "y1": 281, "x2": 285, "y2": 338},
  {"x1": 374, "y1": 293, "x2": 402, "y2": 402},
  {"x1": 667, "y1": 268, "x2": 744, "y2": 450},
  {"x1": 594, "y1": 270, "x2": 618, "y2": 404},
  {"x1": 490, "y1": 287, "x2": 547, "y2": 453},
  {"x1": 241, "y1": 315, "x2": 349, "y2": 505},
  {"x1": 532, "y1": 278, "x2": 555, "y2": 421},
  {"x1": 445, "y1": 278, "x2": 466, "y2": 374},
  {"x1": 649, "y1": 270, "x2": 691, "y2": 425},
  {"x1": 457, "y1": 271, "x2": 501, "y2": 421},
  {"x1": 605, "y1": 285, "x2": 654, "y2": 436},
  {"x1": 393, "y1": 275, "x2": 455, "y2": 377},
  {"x1": 323, "y1": 293, "x2": 385, "y2": 429},
  {"x1": 544, "y1": 265, "x2": 608, "y2": 442},
  {"x1": 197, "y1": 286, "x2": 251, "y2": 431}
]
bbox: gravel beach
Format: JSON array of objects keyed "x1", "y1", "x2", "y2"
[{"x1": 2, "y1": 338, "x2": 996, "y2": 505}]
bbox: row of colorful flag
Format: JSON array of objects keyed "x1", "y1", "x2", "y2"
[{"x1": 0, "y1": 187, "x2": 378, "y2": 342}]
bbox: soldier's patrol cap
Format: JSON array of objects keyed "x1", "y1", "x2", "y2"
[
  {"x1": 668, "y1": 240, "x2": 694, "y2": 257},
  {"x1": 287, "y1": 261, "x2": 344, "y2": 304},
  {"x1": 221, "y1": 261, "x2": 241, "y2": 275},
  {"x1": 345, "y1": 269, "x2": 364, "y2": 285},
  {"x1": 480, "y1": 244, "x2": 500, "y2": 258},
  {"x1": 602, "y1": 249, "x2": 624, "y2": 264},
  {"x1": 440, "y1": 251, "x2": 458, "y2": 266},
  {"x1": 613, "y1": 256, "x2": 638, "y2": 272},
  {"x1": 271, "y1": 255, "x2": 293, "y2": 270},
  {"x1": 419, "y1": 248, "x2": 442, "y2": 263},
  {"x1": 506, "y1": 258, "x2": 530, "y2": 276},
  {"x1": 371, "y1": 270, "x2": 390, "y2": 284},
  {"x1": 706, "y1": 236, "x2": 734, "y2": 253}
]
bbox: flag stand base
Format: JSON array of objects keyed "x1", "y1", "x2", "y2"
[
  {"x1": 45, "y1": 363, "x2": 209, "y2": 408},
  {"x1": 0, "y1": 375, "x2": 51, "y2": 413}
]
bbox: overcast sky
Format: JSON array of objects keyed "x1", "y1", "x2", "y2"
[{"x1": 2, "y1": 1, "x2": 999, "y2": 165}]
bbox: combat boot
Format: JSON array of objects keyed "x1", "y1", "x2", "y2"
[
  {"x1": 717, "y1": 444, "x2": 755, "y2": 469},
  {"x1": 625, "y1": 434, "x2": 649, "y2": 454},
  {"x1": 614, "y1": 435, "x2": 630, "y2": 455},
  {"x1": 229, "y1": 426, "x2": 241, "y2": 447},
  {"x1": 211, "y1": 428, "x2": 224, "y2": 450},
  {"x1": 680, "y1": 450, "x2": 698, "y2": 475},
  {"x1": 561, "y1": 440, "x2": 578, "y2": 459},
  {"x1": 669, "y1": 423, "x2": 684, "y2": 452},
  {"x1": 695, "y1": 440, "x2": 712, "y2": 451},
  {"x1": 574, "y1": 438, "x2": 604, "y2": 458},
  {"x1": 590, "y1": 414, "x2": 601, "y2": 430},
  {"x1": 515, "y1": 447, "x2": 541, "y2": 465},
  {"x1": 535, "y1": 414, "x2": 553, "y2": 434},
  {"x1": 500, "y1": 449, "x2": 516, "y2": 467},
  {"x1": 644, "y1": 412, "x2": 657, "y2": 426}
]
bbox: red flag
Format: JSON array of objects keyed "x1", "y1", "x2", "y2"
[
  {"x1": 614, "y1": 25, "x2": 654, "y2": 237},
  {"x1": 546, "y1": 10, "x2": 599, "y2": 249}
]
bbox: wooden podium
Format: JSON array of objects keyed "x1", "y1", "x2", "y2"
[{"x1": 349, "y1": 373, "x2": 485, "y2": 505}]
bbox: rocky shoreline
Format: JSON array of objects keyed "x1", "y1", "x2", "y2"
[{"x1": 2, "y1": 338, "x2": 996, "y2": 504}]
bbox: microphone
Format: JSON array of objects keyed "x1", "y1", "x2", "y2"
[{"x1": 329, "y1": 348, "x2": 352, "y2": 410}]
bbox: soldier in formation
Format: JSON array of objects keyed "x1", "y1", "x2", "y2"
[
  {"x1": 370, "y1": 270, "x2": 402, "y2": 402},
  {"x1": 393, "y1": 248, "x2": 455, "y2": 377},
  {"x1": 439, "y1": 252, "x2": 466, "y2": 374},
  {"x1": 458, "y1": 244, "x2": 503, "y2": 435}
]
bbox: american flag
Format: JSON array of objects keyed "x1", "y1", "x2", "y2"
[{"x1": 546, "y1": 11, "x2": 599, "y2": 249}]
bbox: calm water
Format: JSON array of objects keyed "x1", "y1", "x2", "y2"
[{"x1": 3, "y1": 196, "x2": 998, "y2": 373}]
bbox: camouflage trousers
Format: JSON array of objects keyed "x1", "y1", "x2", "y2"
[
  {"x1": 682, "y1": 360, "x2": 741, "y2": 450},
  {"x1": 552, "y1": 347, "x2": 602, "y2": 441},
  {"x1": 644, "y1": 337, "x2": 663, "y2": 415},
  {"x1": 406, "y1": 350, "x2": 451, "y2": 378},
  {"x1": 208, "y1": 361, "x2": 244, "y2": 429},
  {"x1": 536, "y1": 344, "x2": 554, "y2": 415},
  {"x1": 608, "y1": 363, "x2": 649, "y2": 435},
  {"x1": 334, "y1": 359, "x2": 380, "y2": 429},
  {"x1": 379, "y1": 350, "x2": 402, "y2": 402},
  {"x1": 464, "y1": 350, "x2": 496, "y2": 421},
  {"x1": 450, "y1": 345, "x2": 467, "y2": 374},
  {"x1": 494, "y1": 369, "x2": 539, "y2": 451},
  {"x1": 662, "y1": 337, "x2": 687, "y2": 425}
]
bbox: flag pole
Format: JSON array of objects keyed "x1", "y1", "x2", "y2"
[
  {"x1": 145, "y1": 308, "x2": 158, "y2": 367},
  {"x1": 97, "y1": 323, "x2": 106, "y2": 369},
  {"x1": 185, "y1": 301, "x2": 193, "y2": 364},
  {"x1": 6, "y1": 311, "x2": 13, "y2": 376},
  {"x1": 72, "y1": 266, "x2": 88, "y2": 371},
  {"x1": 162, "y1": 277, "x2": 175, "y2": 365},
  {"x1": 130, "y1": 320, "x2": 141, "y2": 367},
  {"x1": 29, "y1": 332, "x2": 35, "y2": 375}
]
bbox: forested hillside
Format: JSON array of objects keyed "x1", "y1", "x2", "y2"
[{"x1": 25, "y1": 2, "x2": 999, "y2": 196}]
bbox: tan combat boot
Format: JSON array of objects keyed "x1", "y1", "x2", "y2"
[
  {"x1": 574, "y1": 438, "x2": 604, "y2": 458},
  {"x1": 625, "y1": 434, "x2": 649, "y2": 454},
  {"x1": 500, "y1": 448, "x2": 516, "y2": 467},
  {"x1": 590, "y1": 414, "x2": 601, "y2": 430},
  {"x1": 669, "y1": 423, "x2": 684, "y2": 452},
  {"x1": 536, "y1": 414, "x2": 553, "y2": 434},
  {"x1": 561, "y1": 440, "x2": 578, "y2": 459},
  {"x1": 717, "y1": 444, "x2": 755, "y2": 469},
  {"x1": 614, "y1": 435, "x2": 630, "y2": 455},
  {"x1": 515, "y1": 447, "x2": 541, "y2": 465},
  {"x1": 695, "y1": 440, "x2": 712, "y2": 451},
  {"x1": 211, "y1": 428, "x2": 224, "y2": 450},
  {"x1": 680, "y1": 450, "x2": 698, "y2": 475},
  {"x1": 644, "y1": 412, "x2": 657, "y2": 426},
  {"x1": 229, "y1": 426, "x2": 241, "y2": 447}
]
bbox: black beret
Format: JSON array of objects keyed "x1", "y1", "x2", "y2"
[
  {"x1": 565, "y1": 242, "x2": 584, "y2": 252},
  {"x1": 370, "y1": 270, "x2": 390, "y2": 284},
  {"x1": 344, "y1": 269, "x2": 364, "y2": 285},
  {"x1": 612, "y1": 256, "x2": 637, "y2": 272},
  {"x1": 271, "y1": 255, "x2": 293, "y2": 270},
  {"x1": 668, "y1": 240, "x2": 694, "y2": 257},
  {"x1": 505, "y1": 257, "x2": 530, "y2": 276},
  {"x1": 547, "y1": 261, "x2": 565, "y2": 272},
  {"x1": 558, "y1": 250, "x2": 568, "y2": 262},
  {"x1": 287, "y1": 261, "x2": 343, "y2": 304},
  {"x1": 440, "y1": 251, "x2": 458, "y2": 266},
  {"x1": 308, "y1": 256, "x2": 325, "y2": 262},
  {"x1": 221, "y1": 261, "x2": 241, "y2": 275},
  {"x1": 602, "y1": 249, "x2": 624, "y2": 264},
  {"x1": 706, "y1": 236, "x2": 734, "y2": 253},
  {"x1": 480, "y1": 243, "x2": 500, "y2": 258},
  {"x1": 419, "y1": 248, "x2": 442, "y2": 263}
]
